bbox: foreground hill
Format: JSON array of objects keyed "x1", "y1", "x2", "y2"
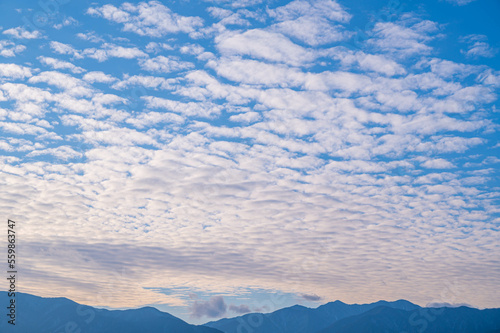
[
  {"x1": 0, "y1": 292, "x2": 222, "y2": 333},
  {"x1": 204, "y1": 299, "x2": 419, "y2": 333}
]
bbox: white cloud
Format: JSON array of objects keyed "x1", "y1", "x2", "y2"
[
  {"x1": 0, "y1": 63, "x2": 33, "y2": 79},
  {"x1": 3, "y1": 27, "x2": 42, "y2": 39},
  {"x1": 37, "y1": 56, "x2": 86, "y2": 74},
  {"x1": 80, "y1": 48, "x2": 108, "y2": 62},
  {"x1": 50, "y1": 41, "x2": 83, "y2": 59},
  {"x1": 0, "y1": 121, "x2": 51, "y2": 136},
  {"x1": 419, "y1": 58, "x2": 481, "y2": 78},
  {"x1": 76, "y1": 32, "x2": 105, "y2": 43},
  {"x1": 205, "y1": 0, "x2": 266, "y2": 9},
  {"x1": 180, "y1": 44, "x2": 205, "y2": 55},
  {"x1": 444, "y1": 0, "x2": 478, "y2": 5},
  {"x1": 392, "y1": 112, "x2": 486, "y2": 135},
  {"x1": 205, "y1": 58, "x2": 374, "y2": 93},
  {"x1": 267, "y1": 0, "x2": 351, "y2": 23},
  {"x1": 111, "y1": 75, "x2": 176, "y2": 90},
  {"x1": 216, "y1": 29, "x2": 316, "y2": 66},
  {"x1": 87, "y1": 4, "x2": 131, "y2": 23},
  {"x1": 273, "y1": 16, "x2": 349, "y2": 46},
  {"x1": 61, "y1": 114, "x2": 115, "y2": 131},
  {"x1": 369, "y1": 18, "x2": 440, "y2": 57},
  {"x1": 145, "y1": 42, "x2": 173, "y2": 53},
  {"x1": 330, "y1": 47, "x2": 406, "y2": 76},
  {"x1": 53, "y1": 17, "x2": 79, "y2": 30},
  {"x1": 101, "y1": 44, "x2": 148, "y2": 59},
  {"x1": 28, "y1": 71, "x2": 93, "y2": 97},
  {"x1": 139, "y1": 56, "x2": 194, "y2": 73},
  {"x1": 83, "y1": 43, "x2": 148, "y2": 62},
  {"x1": 229, "y1": 112, "x2": 261, "y2": 123},
  {"x1": 207, "y1": 7, "x2": 234, "y2": 19},
  {"x1": 87, "y1": 1, "x2": 204, "y2": 37},
  {"x1": 126, "y1": 111, "x2": 185, "y2": 129},
  {"x1": 433, "y1": 137, "x2": 485, "y2": 153},
  {"x1": 82, "y1": 71, "x2": 117, "y2": 84},
  {"x1": 464, "y1": 42, "x2": 497, "y2": 58},
  {"x1": 143, "y1": 96, "x2": 222, "y2": 118},
  {"x1": 372, "y1": 90, "x2": 420, "y2": 112},
  {"x1": 219, "y1": 12, "x2": 251, "y2": 27},
  {"x1": 207, "y1": 57, "x2": 305, "y2": 86},
  {"x1": 479, "y1": 70, "x2": 500, "y2": 87},
  {"x1": 74, "y1": 127, "x2": 159, "y2": 146},
  {"x1": 0, "y1": 40, "x2": 26, "y2": 57},
  {"x1": 461, "y1": 35, "x2": 498, "y2": 58},
  {"x1": 50, "y1": 41, "x2": 147, "y2": 62},
  {"x1": 0, "y1": 82, "x2": 53, "y2": 103},
  {"x1": 421, "y1": 158, "x2": 456, "y2": 169},
  {"x1": 91, "y1": 93, "x2": 127, "y2": 106},
  {"x1": 27, "y1": 146, "x2": 83, "y2": 160},
  {"x1": 267, "y1": 0, "x2": 351, "y2": 46}
]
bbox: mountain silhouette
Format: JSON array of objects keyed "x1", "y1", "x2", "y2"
[
  {"x1": 204, "y1": 299, "x2": 419, "y2": 333},
  {"x1": 2, "y1": 292, "x2": 499, "y2": 333},
  {"x1": 0, "y1": 291, "x2": 222, "y2": 333},
  {"x1": 318, "y1": 305, "x2": 500, "y2": 333}
]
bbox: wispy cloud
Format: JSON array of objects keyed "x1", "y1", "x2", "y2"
[
  {"x1": 301, "y1": 294, "x2": 323, "y2": 301},
  {"x1": 38, "y1": 56, "x2": 86, "y2": 74},
  {"x1": 461, "y1": 34, "x2": 498, "y2": 58},
  {"x1": 3, "y1": 26, "x2": 43, "y2": 39},
  {"x1": 443, "y1": 0, "x2": 478, "y2": 5},
  {"x1": 368, "y1": 16, "x2": 440, "y2": 57},
  {"x1": 229, "y1": 304, "x2": 252, "y2": 314},
  {"x1": 191, "y1": 296, "x2": 228, "y2": 318}
]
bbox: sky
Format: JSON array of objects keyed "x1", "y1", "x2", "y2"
[{"x1": 0, "y1": 0, "x2": 499, "y2": 325}]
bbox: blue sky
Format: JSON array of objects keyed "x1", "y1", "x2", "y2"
[{"x1": 0, "y1": 0, "x2": 499, "y2": 325}]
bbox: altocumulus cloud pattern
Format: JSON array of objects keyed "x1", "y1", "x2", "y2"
[{"x1": 0, "y1": 0, "x2": 499, "y2": 323}]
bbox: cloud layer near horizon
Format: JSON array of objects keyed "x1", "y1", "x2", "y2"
[{"x1": 0, "y1": 0, "x2": 499, "y2": 321}]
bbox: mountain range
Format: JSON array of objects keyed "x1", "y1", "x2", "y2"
[
  {"x1": 204, "y1": 299, "x2": 418, "y2": 333},
  {"x1": 1, "y1": 292, "x2": 500, "y2": 333},
  {"x1": 0, "y1": 292, "x2": 221, "y2": 333}
]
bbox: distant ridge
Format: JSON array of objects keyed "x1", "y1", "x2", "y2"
[
  {"x1": 1, "y1": 292, "x2": 499, "y2": 333},
  {"x1": 205, "y1": 299, "x2": 500, "y2": 333},
  {"x1": 0, "y1": 291, "x2": 222, "y2": 333},
  {"x1": 317, "y1": 305, "x2": 500, "y2": 333},
  {"x1": 204, "y1": 299, "x2": 420, "y2": 333}
]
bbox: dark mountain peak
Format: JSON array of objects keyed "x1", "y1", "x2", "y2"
[
  {"x1": 372, "y1": 299, "x2": 420, "y2": 310},
  {"x1": 317, "y1": 300, "x2": 346, "y2": 308},
  {"x1": 135, "y1": 306, "x2": 161, "y2": 312},
  {"x1": 287, "y1": 304, "x2": 308, "y2": 310},
  {"x1": 120, "y1": 305, "x2": 168, "y2": 317},
  {"x1": 393, "y1": 298, "x2": 417, "y2": 304}
]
